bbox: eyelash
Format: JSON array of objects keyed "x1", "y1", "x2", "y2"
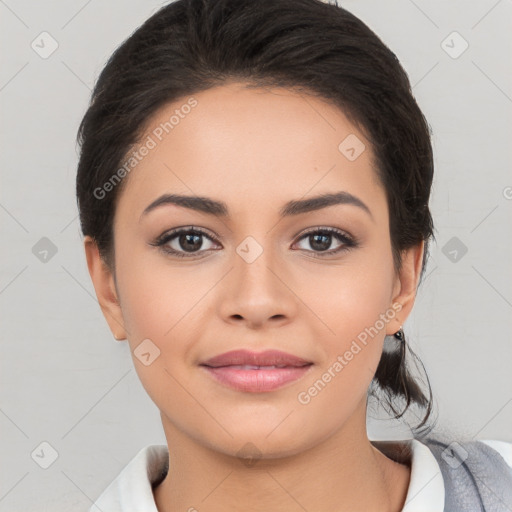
[{"x1": 150, "y1": 225, "x2": 358, "y2": 259}]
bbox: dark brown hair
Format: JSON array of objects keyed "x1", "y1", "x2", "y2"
[{"x1": 76, "y1": 0, "x2": 436, "y2": 436}]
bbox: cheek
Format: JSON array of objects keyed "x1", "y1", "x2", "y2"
[
  {"x1": 292, "y1": 268, "x2": 395, "y2": 437},
  {"x1": 114, "y1": 258, "x2": 208, "y2": 410},
  {"x1": 333, "y1": 267, "x2": 394, "y2": 342},
  {"x1": 300, "y1": 248, "x2": 396, "y2": 393},
  {"x1": 308, "y1": 249, "x2": 396, "y2": 347},
  {"x1": 115, "y1": 243, "x2": 206, "y2": 342}
]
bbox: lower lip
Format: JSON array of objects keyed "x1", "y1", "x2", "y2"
[{"x1": 201, "y1": 365, "x2": 313, "y2": 392}]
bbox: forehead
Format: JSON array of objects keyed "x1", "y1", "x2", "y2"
[{"x1": 114, "y1": 82, "x2": 385, "y2": 222}]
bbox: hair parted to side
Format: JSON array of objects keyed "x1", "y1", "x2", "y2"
[{"x1": 76, "y1": 0, "x2": 437, "y2": 436}]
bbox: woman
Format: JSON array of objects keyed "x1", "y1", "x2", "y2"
[{"x1": 77, "y1": 0, "x2": 512, "y2": 510}]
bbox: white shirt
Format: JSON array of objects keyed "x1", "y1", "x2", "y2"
[{"x1": 89, "y1": 438, "x2": 512, "y2": 512}]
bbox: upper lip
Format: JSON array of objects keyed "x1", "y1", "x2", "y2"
[{"x1": 201, "y1": 349, "x2": 312, "y2": 368}]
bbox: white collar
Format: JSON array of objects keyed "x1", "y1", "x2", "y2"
[{"x1": 370, "y1": 438, "x2": 445, "y2": 511}]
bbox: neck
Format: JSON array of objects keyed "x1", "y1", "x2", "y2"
[
  {"x1": 153, "y1": 404, "x2": 410, "y2": 512},
  {"x1": 154, "y1": 406, "x2": 411, "y2": 512}
]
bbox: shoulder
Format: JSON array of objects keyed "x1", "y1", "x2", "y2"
[
  {"x1": 420, "y1": 436, "x2": 512, "y2": 511},
  {"x1": 479, "y1": 439, "x2": 512, "y2": 468},
  {"x1": 422, "y1": 436, "x2": 512, "y2": 470}
]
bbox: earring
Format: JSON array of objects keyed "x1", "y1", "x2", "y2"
[{"x1": 393, "y1": 327, "x2": 404, "y2": 341}]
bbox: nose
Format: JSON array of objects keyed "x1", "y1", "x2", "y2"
[{"x1": 217, "y1": 239, "x2": 298, "y2": 330}]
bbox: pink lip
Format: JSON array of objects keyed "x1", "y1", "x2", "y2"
[
  {"x1": 200, "y1": 349, "x2": 313, "y2": 393},
  {"x1": 202, "y1": 349, "x2": 312, "y2": 367}
]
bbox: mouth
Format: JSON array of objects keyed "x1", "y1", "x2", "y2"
[{"x1": 199, "y1": 349, "x2": 314, "y2": 393}]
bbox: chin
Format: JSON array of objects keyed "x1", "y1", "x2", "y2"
[{"x1": 200, "y1": 420, "x2": 318, "y2": 461}]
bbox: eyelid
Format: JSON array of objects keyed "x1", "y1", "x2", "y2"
[
  {"x1": 296, "y1": 225, "x2": 353, "y2": 240},
  {"x1": 152, "y1": 225, "x2": 219, "y2": 246}
]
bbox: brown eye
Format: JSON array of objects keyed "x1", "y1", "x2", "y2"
[
  {"x1": 151, "y1": 227, "x2": 220, "y2": 258},
  {"x1": 294, "y1": 227, "x2": 357, "y2": 257}
]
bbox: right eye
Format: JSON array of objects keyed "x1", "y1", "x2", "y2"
[{"x1": 150, "y1": 226, "x2": 221, "y2": 258}]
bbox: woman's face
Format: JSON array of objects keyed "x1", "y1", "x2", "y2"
[{"x1": 86, "y1": 82, "x2": 422, "y2": 458}]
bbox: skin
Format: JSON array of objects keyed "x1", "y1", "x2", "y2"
[{"x1": 85, "y1": 81, "x2": 424, "y2": 512}]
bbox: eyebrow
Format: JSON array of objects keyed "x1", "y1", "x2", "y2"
[{"x1": 140, "y1": 191, "x2": 373, "y2": 221}]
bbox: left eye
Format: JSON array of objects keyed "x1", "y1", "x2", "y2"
[{"x1": 293, "y1": 227, "x2": 356, "y2": 256}]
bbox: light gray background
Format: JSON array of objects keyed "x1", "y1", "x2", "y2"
[{"x1": 1, "y1": 0, "x2": 511, "y2": 510}]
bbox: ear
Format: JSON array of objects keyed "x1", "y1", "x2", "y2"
[
  {"x1": 83, "y1": 235, "x2": 127, "y2": 340},
  {"x1": 386, "y1": 240, "x2": 424, "y2": 335}
]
